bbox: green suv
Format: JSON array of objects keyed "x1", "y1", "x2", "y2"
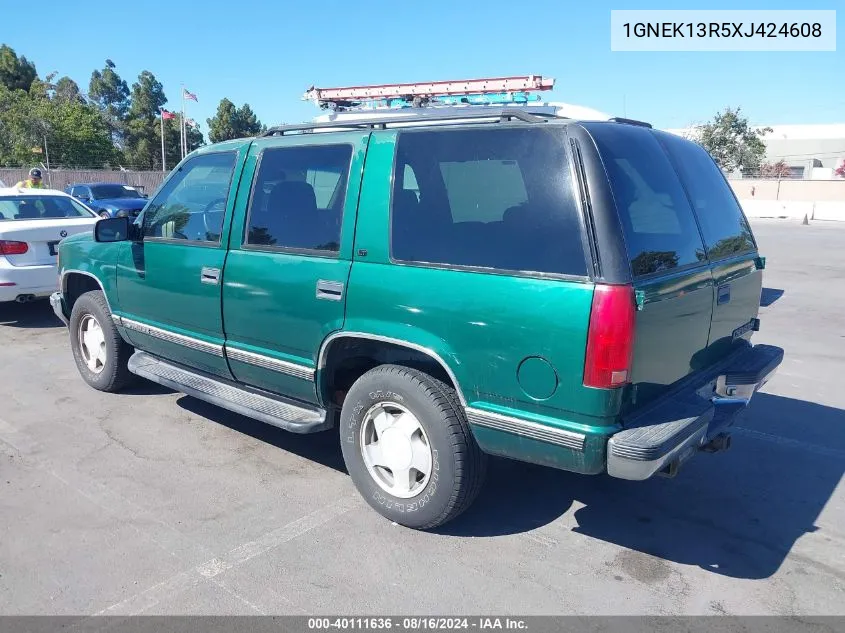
[{"x1": 51, "y1": 110, "x2": 783, "y2": 529}]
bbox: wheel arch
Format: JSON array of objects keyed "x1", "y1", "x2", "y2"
[
  {"x1": 62, "y1": 270, "x2": 112, "y2": 316},
  {"x1": 316, "y1": 332, "x2": 467, "y2": 409}
]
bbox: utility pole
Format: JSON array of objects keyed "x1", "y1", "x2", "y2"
[{"x1": 43, "y1": 135, "x2": 52, "y2": 188}]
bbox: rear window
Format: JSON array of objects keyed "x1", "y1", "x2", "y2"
[
  {"x1": 586, "y1": 124, "x2": 706, "y2": 277},
  {"x1": 390, "y1": 127, "x2": 587, "y2": 276},
  {"x1": 90, "y1": 184, "x2": 142, "y2": 200},
  {"x1": 0, "y1": 196, "x2": 94, "y2": 221},
  {"x1": 657, "y1": 133, "x2": 756, "y2": 260}
]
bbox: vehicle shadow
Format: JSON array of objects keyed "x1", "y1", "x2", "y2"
[
  {"x1": 0, "y1": 299, "x2": 63, "y2": 329},
  {"x1": 121, "y1": 381, "x2": 175, "y2": 396},
  {"x1": 760, "y1": 287, "x2": 785, "y2": 307},
  {"x1": 175, "y1": 395, "x2": 346, "y2": 473},
  {"x1": 438, "y1": 392, "x2": 844, "y2": 580}
]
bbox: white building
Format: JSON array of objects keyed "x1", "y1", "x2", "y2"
[{"x1": 666, "y1": 123, "x2": 845, "y2": 179}]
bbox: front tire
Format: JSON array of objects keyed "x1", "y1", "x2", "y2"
[
  {"x1": 69, "y1": 290, "x2": 135, "y2": 392},
  {"x1": 340, "y1": 365, "x2": 486, "y2": 529}
]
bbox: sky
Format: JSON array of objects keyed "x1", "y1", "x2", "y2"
[{"x1": 3, "y1": 0, "x2": 842, "y2": 134}]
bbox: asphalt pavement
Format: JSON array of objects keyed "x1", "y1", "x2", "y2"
[{"x1": 0, "y1": 218, "x2": 843, "y2": 615}]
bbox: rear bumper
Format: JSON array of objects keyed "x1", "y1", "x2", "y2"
[
  {"x1": 0, "y1": 261, "x2": 58, "y2": 302},
  {"x1": 607, "y1": 343, "x2": 783, "y2": 480},
  {"x1": 50, "y1": 291, "x2": 69, "y2": 325}
]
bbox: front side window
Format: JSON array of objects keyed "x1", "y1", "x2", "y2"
[
  {"x1": 586, "y1": 123, "x2": 706, "y2": 277},
  {"x1": 0, "y1": 196, "x2": 95, "y2": 220},
  {"x1": 245, "y1": 144, "x2": 352, "y2": 253},
  {"x1": 390, "y1": 127, "x2": 587, "y2": 276},
  {"x1": 143, "y1": 152, "x2": 236, "y2": 243},
  {"x1": 657, "y1": 132, "x2": 756, "y2": 261}
]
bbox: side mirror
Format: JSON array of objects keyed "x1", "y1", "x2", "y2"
[
  {"x1": 94, "y1": 216, "x2": 130, "y2": 242},
  {"x1": 77, "y1": 194, "x2": 90, "y2": 202}
]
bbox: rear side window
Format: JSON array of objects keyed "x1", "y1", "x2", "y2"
[
  {"x1": 658, "y1": 133, "x2": 756, "y2": 260},
  {"x1": 586, "y1": 124, "x2": 706, "y2": 277},
  {"x1": 391, "y1": 127, "x2": 586, "y2": 276},
  {"x1": 245, "y1": 144, "x2": 352, "y2": 253}
]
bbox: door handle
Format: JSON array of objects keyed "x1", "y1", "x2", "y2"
[
  {"x1": 316, "y1": 280, "x2": 344, "y2": 301},
  {"x1": 201, "y1": 267, "x2": 221, "y2": 285}
]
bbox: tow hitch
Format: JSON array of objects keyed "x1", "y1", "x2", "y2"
[
  {"x1": 700, "y1": 433, "x2": 732, "y2": 454},
  {"x1": 656, "y1": 433, "x2": 732, "y2": 478}
]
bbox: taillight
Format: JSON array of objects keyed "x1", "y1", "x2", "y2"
[
  {"x1": 583, "y1": 284, "x2": 636, "y2": 389},
  {"x1": 0, "y1": 240, "x2": 28, "y2": 255}
]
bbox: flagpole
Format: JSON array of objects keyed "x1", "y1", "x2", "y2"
[{"x1": 160, "y1": 112, "x2": 166, "y2": 172}]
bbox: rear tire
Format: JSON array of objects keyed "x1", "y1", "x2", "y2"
[
  {"x1": 340, "y1": 364, "x2": 486, "y2": 529},
  {"x1": 69, "y1": 290, "x2": 135, "y2": 392}
]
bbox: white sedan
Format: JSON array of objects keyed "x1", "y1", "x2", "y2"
[{"x1": 0, "y1": 188, "x2": 98, "y2": 303}]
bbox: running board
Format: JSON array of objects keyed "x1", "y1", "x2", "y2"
[{"x1": 127, "y1": 351, "x2": 330, "y2": 434}]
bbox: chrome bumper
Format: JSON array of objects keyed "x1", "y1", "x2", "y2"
[
  {"x1": 50, "y1": 292, "x2": 69, "y2": 326},
  {"x1": 607, "y1": 344, "x2": 784, "y2": 481}
]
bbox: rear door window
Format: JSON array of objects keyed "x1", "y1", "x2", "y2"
[
  {"x1": 586, "y1": 124, "x2": 706, "y2": 277},
  {"x1": 390, "y1": 127, "x2": 587, "y2": 276},
  {"x1": 245, "y1": 144, "x2": 352, "y2": 253},
  {"x1": 657, "y1": 132, "x2": 756, "y2": 260}
]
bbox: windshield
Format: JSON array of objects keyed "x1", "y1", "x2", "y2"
[
  {"x1": 90, "y1": 184, "x2": 143, "y2": 200},
  {"x1": 0, "y1": 196, "x2": 95, "y2": 221}
]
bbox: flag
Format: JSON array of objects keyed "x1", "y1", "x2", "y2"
[
  {"x1": 185, "y1": 118, "x2": 197, "y2": 127},
  {"x1": 160, "y1": 109, "x2": 176, "y2": 120},
  {"x1": 183, "y1": 89, "x2": 198, "y2": 102}
]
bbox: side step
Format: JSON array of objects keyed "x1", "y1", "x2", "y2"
[{"x1": 128, "y1": 351, "x2": 331, "y2": 434}]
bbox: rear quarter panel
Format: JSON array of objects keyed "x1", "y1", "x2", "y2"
[{"x1": 345, "y1": 131, "x2": 621, "y2": 473}]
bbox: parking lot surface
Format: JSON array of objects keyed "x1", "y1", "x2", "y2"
[{"x1": 1, "y1": 219, "x2": 843, "y2": 616}]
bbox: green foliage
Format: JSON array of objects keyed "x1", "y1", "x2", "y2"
[
  {"x1": 0, "y1": 44, "x2": 255, "y2": 170},
  {"x1": 89, "y1": 60, "x2": 130, "y2": 120},
  {"x1": 0, "y1": 82, "x2": 115, "y2": 168},
  {"x1": 207, "y1": 98, "x2": 265, "y2": 143},
  {"x1": 124, "y1": 71, "x2": 171, "y2": 170},
  {"x1": 0, "y1": 44, "x2": 37, "y2": 92},
  {"x1": 696, "y1": 107, "x2": 771, "y2": 172},
  {"x1": 54, "y1": 76, "x2": 84, "y2": 103}
]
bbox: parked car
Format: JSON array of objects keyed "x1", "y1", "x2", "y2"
[
  {"x1": 0, "y1": 188, "x2": 98, "y2": 303},
  {"x1": 50, "y1": 111, "x2": 783, "y2": 529},
  {"x1": 65, "y1": 183, "x2": 147, "y2": 219}
]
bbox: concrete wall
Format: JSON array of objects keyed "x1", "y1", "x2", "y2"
[
  {"x1": 730, "y1": 178, "x2": 845, "y2": 201},
  {"x1": 732, "y1": 178, "x2": 845, "y2": 222}
]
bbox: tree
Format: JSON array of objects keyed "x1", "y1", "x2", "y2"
[
  {"x1": 35, "y1": 97, "x2": 116, "y2": 167},
  {"x1": 759, "y1": 160, "x2": 792, "y2": 179},
  {"x1": 0, "y1": 45, "x2": 37, "y2": 92},
  {"x1": 54, "y1": 76, "x2": 84, "y2": 103},
  {"x1": 161, "y1": 117, "x2": 204, "y2": 168},
  {"x1": 124, "y1": 71, "x2": 168, "y2": 169},
  {"x1": 0, "y1": 82, "x2": 115, "y2": 168},
  {"x1": 0, "y1": 84, "x2": 37, "y2": 166},
  {"x1": 696, "y1": 107, "x2": 771, "y2": 173},
  {"x1": 207, "y1": 98, "x2": 265, "y2": 143},
  {"x1": 89, "y1": 59, "x2": 130, "y2": 143}
]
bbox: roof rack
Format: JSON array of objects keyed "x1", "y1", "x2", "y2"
[
  {"x1": 303, "y1": 75, "x2": 555, "y2": 111},
  {"x1": 261, "y1": 109, "x2": 553, "y2": 137}
]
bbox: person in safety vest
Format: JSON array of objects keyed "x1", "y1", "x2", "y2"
[{"x1": 15, "y1": 168, "x2": 45, "y2": 189}]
